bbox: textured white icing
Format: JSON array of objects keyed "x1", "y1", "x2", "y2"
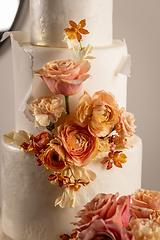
[
  {"x1": 9, "y1": 32, "x2": 128, "y2": 134},
  {"x1": 1, "y1": 135, "x2": 142, "y2": 240},
  {"x1": 30, "y1": 0, "x2": 113, "y2": 47}
]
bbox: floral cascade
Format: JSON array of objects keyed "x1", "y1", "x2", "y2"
[
  {"x1": 4, "y1": 19, "x2": 136, "y2": 208},
  {"x1": 60, "y1": 189, "x2": 160, "y2": 240}
]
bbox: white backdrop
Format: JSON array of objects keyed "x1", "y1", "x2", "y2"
[{"x1": 0, "y1": 0, "x2": 160, "y2": 207}]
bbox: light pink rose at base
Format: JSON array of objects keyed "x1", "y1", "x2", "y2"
[
  {"x1": 131, "y1": 189, "x2": 160, "y2": 219},
  {"x1": 78, "y1": 219, "x2": 131, "y2": 240},
  {"x1": 34, "y1": 59, "x2": 91, "y2": 96},
  {"x1": 73, "y1": 193, "x2": 130, "y2": 231}
]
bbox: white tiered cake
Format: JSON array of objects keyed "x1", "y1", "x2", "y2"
[{"x1": 1, "y1": 1, "x2": 142, "y2": 240}]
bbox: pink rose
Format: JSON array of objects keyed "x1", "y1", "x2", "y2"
[
  {"x1": 131, "y1": 189, "x2": 160, "y2": 219},
  {"x1": 73, "y1": 193, "x2": 130, "y2": 231},
  {"x1": 78, "y1": 219, "x2": 131, "y2": 240},
  {"x1": 34, "y1": 59, "x2": 91, "y2": 96},
  {"x1": 55, "y1": 118, "x2": 98, "y2": 167}
]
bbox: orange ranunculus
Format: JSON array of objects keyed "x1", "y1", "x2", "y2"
[
  {"x1": 39, "y1": 142, "x2": 66, "y2": 172},
  {"x1": 75, "y1": 90, "x2": 119, "y2": 137},
  {"x1": 33, "y1": 131, "x2": 52, "y2": 156},
  {"x1": 131, "y1": 189, "x2": 160, "y2": 219},
  {"x1": 56, "y1": 118, "x2": 98, "y2": 167},
  {"x1": 34, "y1": 59, "x2": 91, "y2": 96}
]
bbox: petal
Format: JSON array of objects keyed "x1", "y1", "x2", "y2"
[
  {"x1": 56, "y1": 80, "x2": 83, "y2": 96},
  {"x1": 42, "y1": 77, "x2": 59, "y2": 94},
  {"x1": 55, "y1": 191, "x2": 69, "y2": 208},
  {"x1": 14, "y1": 130, "x2": 30, "y2": 146},
  {"x1": 35, "y1": 113, "x2": 50, "y2": 126}
]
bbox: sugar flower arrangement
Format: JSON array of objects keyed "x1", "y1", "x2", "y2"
[
  {"x1": 4, "y1": 19, "x2": 136, "y2": 208},
  {"x1": 60, "y1": 189, "x2": 160, "y2": 240}
]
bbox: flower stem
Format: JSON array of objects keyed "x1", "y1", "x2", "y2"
[
  {"x1": 65, "y1": 95, "x2": 69, "y2": 114},
  {"x1": 79, "y1": 41, "x2": 83, "y2": 51},
  {"x1": 46, "y1": 122, "x2": 54, "y2": 132}
]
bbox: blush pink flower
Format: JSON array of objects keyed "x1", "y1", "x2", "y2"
[
  {"x1": 78, "y1": 219, "x2": 131, "y2": 240},
  {"x1": 115, "y1": 107, "x2": 136, "y2": 138},
  {"x1": 34, "y1": 59, "x2": 91, "y2": 96},
  {"x1": 73, "y1": 193, "x2": 131, "y2": 231},
  {"x1": 75, "y1": 91, "x2": 119, "y2": 137},
  {"x1": 131, "y1": 189, "x2": 160, "y2": 219},
  {"x1": 55, "y1": 118, "x2": 98, "y2": 167}
]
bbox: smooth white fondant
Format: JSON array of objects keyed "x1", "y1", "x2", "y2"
[
  {"x1": 9, "y1": 32, "x2": 128, "y2": 134},
  {"x1": 1, "y1": 135, "x2": 142, "y2": 240},
  {"x1": 30, "y1": 0, "x2": 113, "y2": 47}
]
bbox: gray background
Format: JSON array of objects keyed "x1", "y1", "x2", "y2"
[{"x1": 0, "y1": 0, "x2": 160, "y2": 207}]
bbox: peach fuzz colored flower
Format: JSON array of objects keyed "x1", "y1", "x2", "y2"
[
  {"x1": 55, "y1": 118, "x2": 99, "y2": 167},
  {"x1": 130, "y1": 189, "x2": 160, "y2": 219},
  {"x1": 78, "y1": 218, "x2": 131, "y2": 240},
  {"x1": 39, "y1": 142, "x2": 66, "y2": 172},
  {"x1": 75, "y1": 90, "x2": 119, "y2": 137},
  {"x1": 73, "y1": 193, "x2": 131, "y2": 231},
  {"x1": 34, "y1": 59, "x2": 91, "y2": 96},
  {"x1": 29, "y1": 96, "x2": 65, "y2": 127},
  {"x1": 115, "y1": 107, "x2": 136, "y2": 138},
  {"x1": 129, "y1": 218, "x2": 160, "y2": 240}
]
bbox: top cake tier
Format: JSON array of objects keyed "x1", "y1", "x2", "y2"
[{"x1": 30, "y1": 0, "x2": 113, "y2": 48}]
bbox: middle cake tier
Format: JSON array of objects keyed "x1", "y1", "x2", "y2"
[{"x1": 11, "y1": 33, "x2": 130, "y2": 134}]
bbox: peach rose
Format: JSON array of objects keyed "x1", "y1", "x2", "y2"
[
  {"x1": 56, "y1": 118, "x2": 98, "y2": 167},
  {"x1": 34, "y1": 59, "x2": 91, "y2": 96},
  {"x1": 75, "y1": 91, "x2": 119, "y2": 137},
  {"x1": 39, "y1": 142, "x2": 66, "y2": 172},
  {"x1": 73, "y1": 193, "x2": 130, "y2": 231},
  {"x1": 78, "y1": 219, "x2": 131, "y2": 240},
  {"x1": 29, "y1": 96, "x2": 66, "y2": 126},
  {"x1": 115, "y1": 107, "x2": 136, "y2": 138},
  {"x1": 131, "y1": 189, "x2": 160, "y2": 219}
]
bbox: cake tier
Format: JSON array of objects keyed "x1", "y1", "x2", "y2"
[
  {"x1": 30, "y1": 0, "x2": 113, "y2": 47},
  {"x1": 10, "y1": 32, "x2": 129, "y2": 134},
  {"x1": 1, "y1": 135, "x2": 142, "y2": 240}
]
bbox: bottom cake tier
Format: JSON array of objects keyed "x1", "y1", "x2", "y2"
[{"x1": 1, "y1": 134, "x2": 142, "y2": 240}]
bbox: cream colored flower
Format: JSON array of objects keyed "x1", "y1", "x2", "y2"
[
  {"x1": 29, "y1": 96, "x2": 65, "y2": 127},
  {"x1": 75, "y1": 90, "x2": 119, "y2": 137},
  {"x1": 129, "y1": 218, "x2": 160, "y2": 240},
  {"x1": 63, "y1": 165, "x2": 96, "y2": 183},
  {"x1": 98, "y1": 137, "x2": 110, "y2": 153},
  {"x1": 115, "y1": 107, "x2": 136, "y2": 138},
  {"x1": 55, "y1": 191, "x2": 70, "y2": 208},
  {"x1": 3, "y1": 130, "x2": 31, "y2": 147},
  {"x1": 63, "y1": 33, "x2": 79, "y2": 49}
]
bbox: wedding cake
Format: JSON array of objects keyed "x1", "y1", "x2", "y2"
[{"x1": 1, "y1": 0, "x2": 142, "y2": 239}]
